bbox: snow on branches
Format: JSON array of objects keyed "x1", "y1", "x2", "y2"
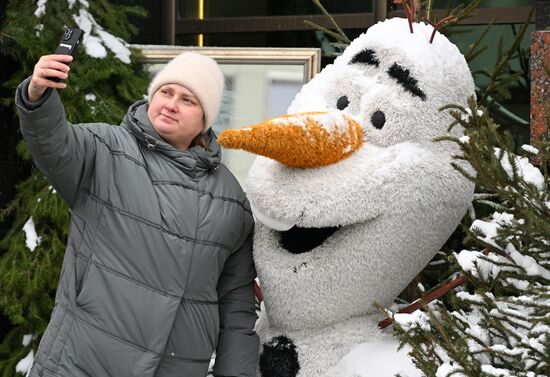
[{"x1": 393, "y1": 98, "x2": 550, "y2": 376}]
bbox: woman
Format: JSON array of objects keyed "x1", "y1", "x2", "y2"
[{"x1": 16, "y1": 51, "x2": 258, "y2": 377}]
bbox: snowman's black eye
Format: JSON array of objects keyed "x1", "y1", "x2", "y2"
[
  {"x1": 371, "y1": 111, "x2": 385, "y2": 129},
  {"x1": 336, "y1": 96, "x2": 349, "y2": 110}
]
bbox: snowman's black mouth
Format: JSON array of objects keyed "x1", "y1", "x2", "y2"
[{"x1": 278, "y1": 226, "x2": 340, "y2": 254}]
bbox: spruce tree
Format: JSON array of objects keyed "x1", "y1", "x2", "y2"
[
  {"x1": 0, "y1": 1, "x2": 148, "y2": 375},
  {"x1": 390, "y1": 97, "x2": 549, "y2": 377}
]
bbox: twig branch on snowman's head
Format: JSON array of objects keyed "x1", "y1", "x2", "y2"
[
  {"x1": 393, "y1": 0, "x2": 457, "y2": 44},
  {"x1": 423, "y1": 16, "x2": 458, "y2": 43},
  {"x1": 392, "y1": 0, "x2": 418, "y2": 33}
]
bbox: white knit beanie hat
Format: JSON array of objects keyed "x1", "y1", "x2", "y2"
[{"x1": 147, "y1": 52, "x2": 224, "y2": 131}]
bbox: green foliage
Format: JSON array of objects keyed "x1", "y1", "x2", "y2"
[
  {"x1": 1, "y1": 0, "x2": 148, "y2": 124},
  {"x1": 473, "y1": 8, "x2": 534, "y2": 106},
  {"x1": 304, "y1": 0, "x2": 351, "y2": 56},
  {"x1": 306, "y1": 0, "x2": 486, "y2": 57},
  {"x1": 420, "y1": 0, "x2": 485, "y2": 36},
  {"x1": 0, "y1": 173, "x2": 70, "y2": 326},
  {"x1": 0, "y1": 329, "x2": 34, "y2": 377},
  {"x1": 0, "y1": 172, "x2": 70, "y2": 376},
  {"x1": 392, "y1": 98, "x2": 550, "y2": 376},
  {"x1": 0, "y1": 0, "x2": 148, "y2": 375}
]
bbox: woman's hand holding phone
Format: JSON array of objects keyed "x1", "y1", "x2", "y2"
[
  {"x1": 28, "y1": 54, "x2": 73, "y2": 102},
  {"x1": 27, "y1": 27, "x2": 83, "y2": 102}
]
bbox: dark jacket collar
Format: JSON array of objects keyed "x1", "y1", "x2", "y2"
[{"x1": 121, "y1": 100, "x2": 221, "y2": 177}]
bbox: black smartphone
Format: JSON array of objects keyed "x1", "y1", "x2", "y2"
[
  {"x1": 54, "y1": 27, "x2": 83, "y2": 56},
  {"x1": 51, "y1": 27, "x2": 83, "y2": 82}
]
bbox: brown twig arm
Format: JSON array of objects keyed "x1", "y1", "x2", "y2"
[
  {"x1": 393, "y1": 0, "x2": 416, "y2": 33},
  {"x1": 377, "y1": 274, "x2": 468, "y2": 329},
  {"x1": 378, "y1": 249, "x2": 491, "y2": 329},
  {"x1": 423, "y1": 15, "x2": 458, "y2": 43}
]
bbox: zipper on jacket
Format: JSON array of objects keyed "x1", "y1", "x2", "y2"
[
  {"x1": 146, "y1": 138, "x2": 157, "y2": 150},
  {"x1": 152, "y1": 182, "x2": 202, "y2": 377}
]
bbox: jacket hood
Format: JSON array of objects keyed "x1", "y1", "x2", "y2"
[{"x1": 121, "y1": 100, "x2": 221, "y2": 176}]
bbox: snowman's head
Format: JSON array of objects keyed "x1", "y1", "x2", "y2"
[{"x1": 289, "y1": 17, "x2": 474, "y2": 149}]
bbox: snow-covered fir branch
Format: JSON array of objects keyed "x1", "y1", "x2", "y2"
[
  {"x1": 34, "y1": 0, "x2": 132, "y2": 63},
  {"x1": 391, "y1": 98, "x2": 550, "y2": 377}
]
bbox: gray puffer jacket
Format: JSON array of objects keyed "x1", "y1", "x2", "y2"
[{"x1": 16, "y1": 78, "x2": 258, "y2": 377}]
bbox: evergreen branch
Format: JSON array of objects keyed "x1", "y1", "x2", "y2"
[
  {"x1": 422, "y1": 0, "x2": 434, "y2": 22},
  {"x1": 464, "y1": 21, "x2": 493, "y2": 63},
  {"x1": 510, "y1": 24, "x2": 530, "y2": 86},
  {"x1": 309, "y1": 0, "x2": 351, "y2": 44},
  {"x1": 473, "y1": 192, "x2": 499, "y2": 201},
  {"x1": 0, "y1": 2, "x2": 150, "y2": 373},
  {"x1": 478, "y1": 4, "x2": 535, "y2": 104},
  {"x1": 433, "y1": 0, "x2": 484, "y2": 34},
  {"x1": 439, "y1": 103, "x2": 467, "y2": 112},
  {"x1": 450, "y1": 161, "x2": 477, "y2": 182},
  {"x1": 448, "y1": 0, "x2": 483, "y2": 24},
  {"x1": 515, "y1": 181, "x2": 550, "y2": 218},
  {"x1": 423, "y1": 304, "x2": 457, "y2": 359},
  {"x1": 330, "y1": 42, "x2": 350, "y2": 50},
  {"x1": 323, "y1": 51, "x2": 346, "y2": 58},
  {"x1": 481, "y1": 90, "x2": 529, "y2": 126},
  {"x1": 474, "y1": 200, "x2": 509, "y2": 212},
  {"x1": 465, "y1": 45, "x2": 488, "y2": 65},
  {"x1": 472, "y1": 70, "x2": 492, "y2": 79},
  {"x1": 303, "y1": 20, "x2": 350, "y2": 44},
  {"x1": 399, "y1": 86, "x2": 549, "y2": 374}
]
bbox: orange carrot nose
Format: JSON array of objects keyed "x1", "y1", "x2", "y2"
[{"x1": 217, "y1": 111, "x2": 364, "y2": 168}]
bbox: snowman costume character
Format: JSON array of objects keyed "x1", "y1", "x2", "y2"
[{"x1": 219, "y1": 18, "x2": 475, "y2": 377}]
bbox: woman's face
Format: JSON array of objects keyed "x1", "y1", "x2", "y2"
[{"x1": 147, "y1": 84, "x2": 205, "y2": 150}]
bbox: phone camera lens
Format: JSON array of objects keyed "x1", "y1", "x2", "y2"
[{"x1": 63, "y1": 29, "x2": 72, "y2": 41}]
